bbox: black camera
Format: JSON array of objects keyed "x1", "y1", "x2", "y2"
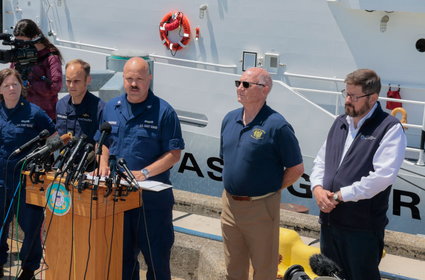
[
  {"x1": 283, "y1": 264, "x2": 311, "y2": 280},
  {"x1": 0, "y1": 33, "x2": 38, "y2": 65}
]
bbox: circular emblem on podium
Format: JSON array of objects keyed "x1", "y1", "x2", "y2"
[{"x1": 45, "y1": 183, "x2": 71, "y2": 216}]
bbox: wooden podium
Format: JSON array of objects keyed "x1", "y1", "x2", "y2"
[{"x1": 25, "y1": 172, "x2": 141, "y2": 280}]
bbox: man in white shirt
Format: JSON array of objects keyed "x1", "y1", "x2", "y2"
[{"x1": 310, "y1": 69, "x2": 406, "y2": 280}]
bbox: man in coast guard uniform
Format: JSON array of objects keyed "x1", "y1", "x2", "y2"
[
  {"x1": 97, "y1": 57, "x2": 184, "y2": 280},
  {"x1": 0, "y1": 68, "x2": 56, "y2": 279},
  {"x1": 56, "y1": 59, "x2": 104, "y2": 142}
]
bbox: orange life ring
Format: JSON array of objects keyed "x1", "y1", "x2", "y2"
[
  {"x1": 159, "y1": 11, "x2": 191, "y2": 51},
  {"x1": 391, "y1": 107, "x2": 408, "y2": 129}
]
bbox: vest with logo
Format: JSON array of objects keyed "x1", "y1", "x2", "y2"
[{"x1": 321, "y1": 103, "x2": 400, "y2": 230}]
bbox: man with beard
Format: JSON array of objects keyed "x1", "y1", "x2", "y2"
[{"x1": 310, "y1": 69, "x2": 406, "y2": 280}]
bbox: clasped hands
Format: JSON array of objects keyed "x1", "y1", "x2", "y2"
[{"x1": 313, "y1": 186, "x2": 340, "y2": 213}]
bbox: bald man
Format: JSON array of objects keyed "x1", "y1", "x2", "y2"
[
  {"x1": 97, "y1": 57, "x2": 184, "y2": 280},
  {"x1": 220, "y1": 68, "x2": 304, "y2": 279}
]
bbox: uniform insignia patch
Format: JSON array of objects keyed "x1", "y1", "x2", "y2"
[{"x1": 251, "y1": 128, "x2": 265, "y2": 140}]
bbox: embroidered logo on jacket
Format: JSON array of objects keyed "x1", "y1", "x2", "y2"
[
  {"x1": 251, "y1": 128, "x2": 265, "y2": 140},
  {"x1": 360, "y1": 135, "x2": 376, "y2": 141}
]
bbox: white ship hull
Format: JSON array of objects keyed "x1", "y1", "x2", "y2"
[{"x1": 1, "y1": 0, "x2": 424, "y2": 235}]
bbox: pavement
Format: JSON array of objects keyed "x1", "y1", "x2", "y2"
[{"x1": 3, "y1": 205, "x2": 425, "y2": 280}]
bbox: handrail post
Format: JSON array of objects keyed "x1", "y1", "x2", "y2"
[{"x1": 417, "y1": 108, "x2": 425, "y2": 165}]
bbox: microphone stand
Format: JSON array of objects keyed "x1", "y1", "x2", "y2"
[{"x1": 92, "y1": 153, "x2": 102, "y2": 201}]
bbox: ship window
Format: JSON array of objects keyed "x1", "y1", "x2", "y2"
[
  {"x1": 416, "y1": 39, "x2": 425, "y2": 52},
  {"x1": 242, "y1": 51, "x2": 257, "y2": 71}
]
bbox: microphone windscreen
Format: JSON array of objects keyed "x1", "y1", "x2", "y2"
[
  {"x1": 85, "y1": 151, "x2": 96, "y2": 172},
  {"x1": 60, "y1": 133, "x2": 73, "y2": 145},
  {"x1": 100, "y1": 122, "x2": 112, "y2": 133},
  {"x1": 309, "y1": 254, "x2": 342, "y2": 277},
  {"x1": 310, "y1": 254, "x2": 326, "y2": 276}
]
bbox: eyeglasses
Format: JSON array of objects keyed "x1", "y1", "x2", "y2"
[
  {"x1": 341, "y1": 89, "x2": 374, "y2": 102},
  {"x1": 235, "y1": 80, "x2": 265, "y2": 88}
]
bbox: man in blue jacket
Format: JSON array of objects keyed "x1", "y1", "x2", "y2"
[
  {"x1": 97, "y1": 57, "x2": 184, "y2": 280},
  {"x1": 311, "y1": 69, "x2": 407, "y2": 280},
  {"x1": 56, "y1": 59, "x2": 104, "y2": 143}
]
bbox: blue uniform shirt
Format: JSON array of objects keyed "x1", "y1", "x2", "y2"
[
  {"x1": 0, "y1": 97, "x2": 56, "y2": 188},
  {"x1": 56, "y1": 91, "x2": 105, "y2": 143},
  {"x1": 220, "y1": 104, "x2": 303, "y2": 196},
  {"x1": 98, "y1": 90, "x2": 184, "y2": 209}
]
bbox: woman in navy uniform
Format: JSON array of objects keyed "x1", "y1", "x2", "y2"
[{"x1": 0, "y1": 68, "x2": 56, "y2": 279}]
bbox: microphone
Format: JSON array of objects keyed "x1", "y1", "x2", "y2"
[
  {"x1": 309, "y1": 254, "x2": 344, "y2": 280},
  {"x1": 12, "y1": 129, "x2": 50, "y2": 155},
  {"x1": 117, "y1": 158, "x2": 140, "y2": 189},
  {"x1": 104, "y1": 155, "x2": 117, "y2": 197},
  {"x1": 61, "y1": 134, "x2": 87, "y2": 173},
  {"x1": 96, "y1": 122, "x2": 112, "y2": 155},
  {"x1": 73, "y1": 143, "x2": 94, "y2": 183},
  {"x1": 54, "y1": 136, "x2": 77, "y2": 175},
  {"x1": 24, "y1": 134, "x2": 72, "y2": 162}
]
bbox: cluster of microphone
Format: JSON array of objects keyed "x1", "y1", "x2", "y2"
[
  {"x1": 13, "y1": 122, "x2": 140, "y2": 194},
  {"x1": 283, "y1": 253, "x2": 344, "y2": 280}
]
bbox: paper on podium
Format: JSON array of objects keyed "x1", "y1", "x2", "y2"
[{"x1": 137, "y1": 180, "x2": 172, "y2": 192}]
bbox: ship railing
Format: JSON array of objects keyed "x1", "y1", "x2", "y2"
[
  {"x1": 284, "y1": 72, "x2": 425, "y2": 166},
  {"x1": 149, "y1": 54, "x2": 238, "y2": 70}
]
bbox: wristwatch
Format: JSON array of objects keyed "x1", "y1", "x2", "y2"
[
  {"x1": 141, "y1": 168, "x2": 150, "y2": 180},
  {"x1": 333, "y1": 192, "x2": 342, "y2": 203}
]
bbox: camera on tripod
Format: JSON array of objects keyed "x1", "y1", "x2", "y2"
[{"x1": 0, "y1": 33, "x2": 38, "y2": 65}]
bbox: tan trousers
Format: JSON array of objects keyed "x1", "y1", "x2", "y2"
[{"x1": 221, "y1": 190, "x2": 281, "y2": 280}]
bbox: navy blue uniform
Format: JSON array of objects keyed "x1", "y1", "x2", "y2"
[
  {"x1": 0, "y1": 97, "x2": 55, "y2": 271},
  {"x1": 99, "y1": 91, "x2": 184, "y2": 280},
  {"x1": 56, "y1": 91, "x2": 104, "y2": 143}
]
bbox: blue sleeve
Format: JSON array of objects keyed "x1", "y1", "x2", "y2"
[
  {"x1": 160, "y1": 108, "x2": 184, "y2": 152},
  {"x1": 35, "y1": 109, "x2": 56, "y2": 135},
  {"x1": 93, "y1": 101, "x2": 107, "y2": 143},
  {"x1": 277, "y1": 124, "x2": 303, "y2": 168}
]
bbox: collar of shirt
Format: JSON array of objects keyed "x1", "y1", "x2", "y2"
[
  {"x1": 116, "y1": 90, "x2": 154, "y2": 121},
  {"x1": 236, "y1": 102, "x2": 268, "y2": 127},
  {"x1": 0, "y1": 97, "x2": 27, "y2": 120},
  {"x1": 341, "y1": 102, "x2": 378, "y2": 165}
]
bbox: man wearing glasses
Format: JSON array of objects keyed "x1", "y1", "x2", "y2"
[
  {"x1": 220, "y1": 67, "x2": 304, "y2": 279},
  {"x1": 310, "y1": 69, "x2": 406, "y2": 280}
]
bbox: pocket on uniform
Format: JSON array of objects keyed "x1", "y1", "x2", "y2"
[{"x1": 132, "y1": 129, "x2": 160, "y2": 158}]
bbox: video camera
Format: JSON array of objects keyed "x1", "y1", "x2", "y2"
[{"x1": 0, "y1": 33, "x2": 38, "y2": 65}]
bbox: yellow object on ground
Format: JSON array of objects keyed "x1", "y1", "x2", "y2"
[{"x1": 277, "y1": 228, "x2": 320, "y2": 279}]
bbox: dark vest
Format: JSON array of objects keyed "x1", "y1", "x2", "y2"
[{"x1": 321, "y1": 103, "x2": 400, "y2": 230}]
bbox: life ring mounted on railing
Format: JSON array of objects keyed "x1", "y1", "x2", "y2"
[
  {"x1": 159, "y1": 11, "x2": 191, "y2": 54},
  {"x1": 391, "y1": 107, "x2": 408, "y2": 129}
]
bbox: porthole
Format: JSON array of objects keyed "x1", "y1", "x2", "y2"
[{"x1": 416, "y1": 38, "x2": 425, "y2": 52}]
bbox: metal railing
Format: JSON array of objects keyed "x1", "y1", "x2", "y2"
[
  {"x1": 285, "y1": 72, "x2": 425, "y2": 165},
  {"x1": 149, "y1": 54, "x2": 238, "y2": 69}
]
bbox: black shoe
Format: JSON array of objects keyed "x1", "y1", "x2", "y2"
[
  {"x1": 17, "y1": 269, "x2": 34, "y2": 280},
  {"x1": 0, "y1": 265, "x2": 3, "y2": 278}
]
